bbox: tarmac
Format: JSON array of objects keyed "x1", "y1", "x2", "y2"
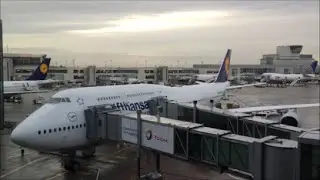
[
  {"x1": 234, "y1": 84, "x2": 319, "y2": 129},
  {"x1": 0, "y1": 135, "x2": 236, "y2": 180},
  {"x1": 0, "y1": 85, "x2": 319, "y2": 180}
]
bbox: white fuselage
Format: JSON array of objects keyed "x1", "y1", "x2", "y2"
[
  {"x1": 11, "y1": 82, "x2": 229, "y2": 152},
  {"x1": 260, "y1": 73, "x2": 315, "y2": 82}
]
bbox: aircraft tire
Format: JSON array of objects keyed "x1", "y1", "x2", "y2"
[
  {"x1": 71, "y1": 162, "x2": 80, "y2": 172},
  {"x1": 69, "y1": 159, "x2": 81, "y2": 172},
  {"x1": 63, "y1": 163, "x2": 71, "y2": 171}
]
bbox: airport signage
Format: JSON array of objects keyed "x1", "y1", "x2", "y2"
[
  {"x1": 141, "y1": 121, "x2": 174, "y2": 154},
  {"x1": 121, "y1": 118, "x2": 174, "y2": 154}
]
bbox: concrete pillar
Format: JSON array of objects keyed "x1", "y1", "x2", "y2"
[{"x1": 193, "y1": 101, "x2": 197, "y2": 123}]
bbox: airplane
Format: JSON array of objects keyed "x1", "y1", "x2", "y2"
[
  {"x1": 259, "y1": 60, "x2": 318, "y2": 83},
  {"x1": 10, "y1": 49, "x2": 319, "y2": 171},
  {"x1": 4, "y1": 58, "x2": 61, "y2": 98}
]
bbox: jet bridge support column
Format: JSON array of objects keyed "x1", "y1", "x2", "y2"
[
  {"x1": 210, "y1": 100, "x2": 214, "y2": 111},
  {"x1": 193, "y1": 101, "x2": 197, "y2": 123},
  {"x1": 136, "y1": 110, "x2": 142, "y2": 179},
  {"x1": 155, "y1": 151, "x2": 161, "y2": 172},
  {"x1": 156, "y1": 106, "x2": 162, "y2": 121}
]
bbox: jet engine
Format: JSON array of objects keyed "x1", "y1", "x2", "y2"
[{"x1": 279, "y1": 109, "x2": 300, "y2": 127}]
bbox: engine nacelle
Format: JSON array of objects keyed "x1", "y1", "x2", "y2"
[{"x1": 280, "y1": 110, "x2": 300, "y2": 127}]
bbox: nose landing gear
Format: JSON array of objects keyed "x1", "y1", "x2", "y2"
[
  {"x1": 61, "y1": 148, "x2": 95, "y2": 172},
  {"x1": 61, "y1": 151, "x2": 82, "y2": 172},
  {"x1": 62, "y1": 158, "x2": 81, "y2": 172}
]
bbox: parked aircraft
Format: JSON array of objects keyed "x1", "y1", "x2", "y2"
[
  {"x1": 11, "y1": 49, "x2": 319, "y2": 171},
  {"x1": 4, "y1": 58, "x2": 61, "y2": 98},
  {"x1": 259, "y1": 60, "x2": 318, "y2": 83}
]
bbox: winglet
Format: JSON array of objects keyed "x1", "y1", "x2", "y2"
[
  {"x1": 25, "y1": 57, "x2": 51, "y2": 80},
  {"x1": 215, "y1": 49, "x2": 232, "y2": 83}
]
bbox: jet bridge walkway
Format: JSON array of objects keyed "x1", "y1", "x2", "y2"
[
  {"x1": 82, "y1": 97, "x2": 319, "y2": 180},
  {"x1": 173, "y1": 102, "x2": 307, "y2": 141}
]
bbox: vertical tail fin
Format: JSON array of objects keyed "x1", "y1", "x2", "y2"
[
  {"x1": 25, "y1": 57, "x2": 51, "y2": 80},
  {"x1": 310, "y1": 60, "x2": 318, "y2": 73},
  {"x1": 215, "y1": 49, "x2": 232, "y2": 83}
]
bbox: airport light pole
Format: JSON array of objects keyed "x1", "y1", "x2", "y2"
[{"x1": 0, "y1": 0, "x2": 4, "y2": 130}]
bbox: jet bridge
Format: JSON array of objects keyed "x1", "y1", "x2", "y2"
[
  {"x1": 84, "y1": 104, "x2": 121, "y2": 143},
  {"x1": 81, "y1": 100, "x2": 317, "y2": 180},
  {"x1": 297, "y1": 129, "x2": 320, "y2": 180},
  {"x1": 83, "y1": 96, "x2": 172, "y2": 144},
  {"x1": 161, "y1": 102, "x2": 308, "y2": 141},
  {"x1": 115, "y1": 112, "x2": 304, "y2": 180},
  {"x1": 146, "y1": 96, "x2": 168, "y2": 116}
]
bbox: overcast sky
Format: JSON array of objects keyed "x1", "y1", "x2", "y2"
[{"x1": 2, "y1": 1, "x2": 319, "y2": 67}]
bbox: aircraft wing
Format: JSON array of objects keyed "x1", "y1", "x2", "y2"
[
  {"x1": 195, "y1": 81, "x2": 206, "y2": 84},
  {"x1": 228, "y1": 103, "x2": 320, "y2": 113},
  {"x1": 4, "y1": 90, "x2": 51, "y2": 96},
  {"x1": 226, "y1": 83, "x2": 266, "y2": 90},
  {"x1": 38, "y1": 80, "x2": 66, "y2": 85}
]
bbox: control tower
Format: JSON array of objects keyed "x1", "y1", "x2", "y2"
[
  {"x1": 260, "y1": 45, "x2": 315, "y2": 74},
  {"x1": 276, "y1": 45, "x2": 303, "y2": 59}
]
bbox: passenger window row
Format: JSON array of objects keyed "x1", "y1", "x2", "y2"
[
  {"x1": 127, "y1": 92, "x2": 154, "y2": 97},
  {"x1": 97, "y1": 96, "x2": 120, "y2": 101},
  {"x1": 37, "y1": 123, "x2": 86, "y2": 135}
]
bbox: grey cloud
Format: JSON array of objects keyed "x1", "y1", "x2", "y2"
[
  {"x1": 2, "y1": 1, "x2": 319, "y2": 65},
  {"x1": 3, "y1": 1, "x2": 318, "y2": 34}
]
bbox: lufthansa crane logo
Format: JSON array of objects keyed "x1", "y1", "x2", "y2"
[
  {"x1": 40, "y1": 64, "x2": 48, "y2": 74},
  {"x1": 67, "y1": 112, "x2": 77, "y2": 122},
  {"x1": 225, "y1": 57, "x2": 230, "y2": 76},
  {"x1": 145, "y1": 130, "x2": 152, "y2": 140}
]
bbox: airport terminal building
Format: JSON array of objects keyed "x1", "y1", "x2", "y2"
[{"x1": 3, "y1": 45, "x2": 317, "y2": 85}]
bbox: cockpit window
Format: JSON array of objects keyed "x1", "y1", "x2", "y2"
[
  {"x1": 48, "y1": 98, "x2": 62, "y2": 104},
  {"x1": 47, "y1": 97, "x2": 71, "y2": 104}
]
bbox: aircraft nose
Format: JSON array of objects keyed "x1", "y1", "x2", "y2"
[
  {"x1": 11, "y1": 125, "x2": 28, "y2": 147},
  {"x1": 10, "y1": 118, "x2": 37, "y2": 148}
]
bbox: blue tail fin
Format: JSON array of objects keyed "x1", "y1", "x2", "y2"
[
  {"x1": 25, "y1": 57, "x2": 51, "y2": 80},
  {"x1": 311, "y1": 60, "x2": 318, "y2": 73},
  {"x1": 215, "y1": 49, "x2": 232, "y2": 83}
]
